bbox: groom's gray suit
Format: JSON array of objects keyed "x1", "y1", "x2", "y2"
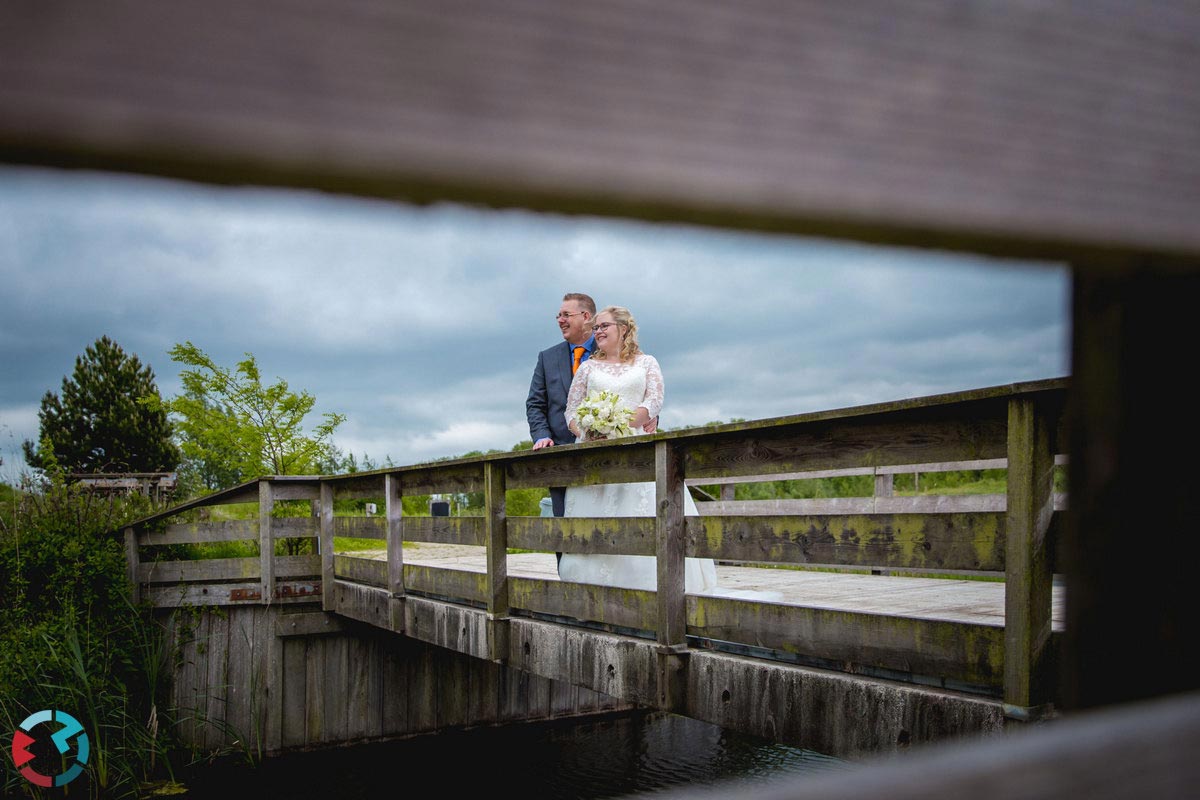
[{"x1": 526, "y1": 338, "x2": 591, "y2": 516}]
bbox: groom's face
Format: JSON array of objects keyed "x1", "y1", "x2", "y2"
[{"x1": 557, "y1": 300, "x2": 592, "y2": 345}]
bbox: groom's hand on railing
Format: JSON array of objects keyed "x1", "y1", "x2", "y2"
[{"x1": 533, "y1": 437, "x2": 554, "y2": 450}]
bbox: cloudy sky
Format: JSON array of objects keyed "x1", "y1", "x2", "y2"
[{"x1": 0, "y1": 164, "x2": 1070, "y2": 475}]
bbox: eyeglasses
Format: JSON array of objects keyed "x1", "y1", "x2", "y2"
[
  {"x1": 556, "y1": 311, "x2": 585, "y2": 320},
  {"x1": 591, "y1": 322, "x2": 621, "y2": 333}
]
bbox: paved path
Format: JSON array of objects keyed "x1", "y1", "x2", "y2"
[{"x1": 350, "y1": 543, "x2": 1064, "y2": 630}]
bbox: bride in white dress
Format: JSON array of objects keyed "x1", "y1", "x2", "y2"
[{"x1": 557, "y1": 306, "x2": 719, "y2": 594}]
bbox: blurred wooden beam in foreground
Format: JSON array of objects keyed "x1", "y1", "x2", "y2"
[{"x1": 1, "y1": 1, "x2": 1198, "y2": 265}]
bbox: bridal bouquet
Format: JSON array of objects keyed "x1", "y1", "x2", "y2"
[{"x1": 574, "y1": 390, "x2": 635, "y2": 441}]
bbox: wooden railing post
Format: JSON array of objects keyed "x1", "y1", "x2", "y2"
[
  {"x1": 259, "y1": 479, "x2": 274, "y2": 605},
  {"x1": 320, "y1": 482, "x2": 335, "y2": 612},
  {"x1": 1005, "y1": 396, "x2": 1056, "y2": 716},
  {"x1": 484, "y1": 461, "x2": 509, "y2": 661},
  {"x1": 655, "y1": 440, "x2": 688, "y2": 712},
  {"x1": 386, "y1": 473, "x2": 406, "y2": 633}
]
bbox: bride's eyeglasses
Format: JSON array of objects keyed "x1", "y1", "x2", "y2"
[{"x1": 591, "y1": 322, "x2": 621, "y2": 333}]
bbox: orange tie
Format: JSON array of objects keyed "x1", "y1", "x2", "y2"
[{"x1": 572, "y1": 346, "x2": 585, "y2": 375}]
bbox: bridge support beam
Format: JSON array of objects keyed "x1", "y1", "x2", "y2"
[
  {"x1": 1004, "y1": 395, "x2": 1057, "y2": 715},
  {"x1": 656, "y1": 440, "x2": 690, "y2": 712},
  {"x1": 485, "y1": 461, "x2": 510, "y2": 663}
]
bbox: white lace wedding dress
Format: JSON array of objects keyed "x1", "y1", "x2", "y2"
[{"x1": 558, "y1": 354, "x2": 719, "y2": 593}]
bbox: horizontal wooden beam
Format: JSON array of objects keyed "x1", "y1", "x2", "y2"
[
  {"x1": 333, "y1": 516, "x2": 387, "y2": 540},
  {"x1": 403, "y1": 517, "x2": 485, "y2": 547},
  {"x1": 2, "y1": 5, "x2": 1197, "y2": 263},
  {"x1": 508, "y1": 517, "x2": 656, "y2": 557},
  {"x1": 138, "y1": 554, "x2": 319, "y2": 584},
  {"x1": 143, "y1": 579, "x2": 321, "y2": 607},
  {"x1": 688, "y1": 594, "x2": 1007, "y2": 691},
  {"x1": 511, "y1": 577, "x2": 658, "y2": 633}
]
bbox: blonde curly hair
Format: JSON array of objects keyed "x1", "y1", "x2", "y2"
[{"x1": 591, "y1": 306, "x2": 642, "y2": 362}]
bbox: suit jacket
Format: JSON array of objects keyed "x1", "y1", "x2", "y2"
[{"x1": 527, "y1": 340, "x2": 588, "y2": 446}]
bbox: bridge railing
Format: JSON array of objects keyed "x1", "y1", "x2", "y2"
[{"x1": 124, "y1": 376, "x2": 1066, "y2": 714}]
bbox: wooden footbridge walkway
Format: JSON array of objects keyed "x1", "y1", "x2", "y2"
[{"x1": 125, "y1": 378, "x2": 1068, "y2": 757}]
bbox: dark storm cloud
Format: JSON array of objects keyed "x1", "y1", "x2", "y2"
[{"x1": 1, "y1": 165, "x2": 1069, "y2": 471}]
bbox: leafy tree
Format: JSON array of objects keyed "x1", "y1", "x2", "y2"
[
  {"x1": 22, "y1": 336, "x2": 179, "y2": 475},
  {"x1": 153, "y1": 342, "x2": 345, "y2": 493}
]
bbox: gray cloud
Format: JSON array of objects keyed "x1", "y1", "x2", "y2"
[{"x1": 1, "y1": 165, "x2": 1069, "y2": 472}]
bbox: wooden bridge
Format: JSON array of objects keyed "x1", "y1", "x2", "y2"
[{"x1": 125, "y1": 378, "x2": 1068, "y2": 757}]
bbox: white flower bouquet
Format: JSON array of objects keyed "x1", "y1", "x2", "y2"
[{"x1": 574, "y1": 390, "x2": 635, "y2": 441}]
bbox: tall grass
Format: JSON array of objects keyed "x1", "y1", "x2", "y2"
[{"x1": 0, "y1": 472, "x2": 180, "y2": 797}]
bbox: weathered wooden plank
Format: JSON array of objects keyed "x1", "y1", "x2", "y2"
[
  {"x1": 402, "y1": 516, "x2": 486, "y2": 546},
  {"x1": 656, "y1": 441, "x2": 687, "y2": 649},
  {"x1": 485, "y1": 461, "x2": 509, "y2": 613},
  {"x1": 270, "y1": 482, "x2": 320, "y2": 501},
  {"x1": 687, "y1": 594, "x2": 1005, "y2": 690},
  {"x1": 322, "y1": 634, "x2": 350, "y2": 744},
  {"x1": 681, "y1": 404, "x2": 1013, "y2": 482},
  {"x1": 378, "y1": 636, "x2": 409, "y2": 736},
  {"x1": 205, "y1": 608, "x2": 233, "y2": 750},
  {"x1": 139, "y1": 556, "x2": 259, "y2": 584},
  {"x1": 222, "y1": 608, "x2": 256, "y2": 753},
  {"x1": 303, "y1": 634, "x2": 326, "y2": 746},
  {"x1": 4, "y1": 5, "x2": 1198, "y2": 262},
  {"x1": 271, "y1": 517, "x2": 320, "y2": 538},
  {"x1": 403, "y1": 564, "x2": 488, "y2": 604},
  {"x1": 696, "y1": 495, "x2": 1069, "y2": 516},
  {"x1": 333, "y1": 555, "x2": 388, "y2": 588},
  {"x1": 320, "y1": 483, "x2": 335, "y2": 613},
  {"x1": 686, "y1": 648, "x2": 1004, "y2": 759},
  {"x1": 386, "y1": 473, "x2": 404, "y2": 597},
  {"x1": 259, "y1": 482, "x2": 274, "y2": 605},
  {"x1": 507, "y1": 516, "x2": 655, "y2": 556},
  {"x1": 333, "y1": 516, "x2": 386, "y2": 540},
  {"x1": 144, "y1": 581, "x2": 321, "y2": 608},
  {"x1": 332, "y1": 580, "x2": 391, "y2": 629},
  {"x1": 683, "y1": 452, "x2": 1067, "y2": 485},
  {"x1": 141, "y1": 520, "x2": 258, "y2": 546},
  {"x1": 274, "y1": 611, "x2": 347, "y2": 638},
  {"x1": 280, "y1": 635, "x2": 307, "y2": 749},
  {"x1": 387, "y1": 462, "x2": 483, "y2": 496},
  {"x1": 687, "y1": 513, "x2": 1011, "y2": 572},
  {"x1": 138, "y1": 554, "x2": 319, "y2": 584},
  {"x1": 1005, "y1": 396, "x2": 1057, "y2": 710},
  {"x1": 345, "y1": 634, "x2": 374, "y2": 740},
  {"x1": 510, "y1": 576, "x2": 657, "y2": 633},
  {"x1": 403, "y1": 596, "x2": 491, "y2": 661},
  {"x1": 506, "y1": 439, "x2": 656, "y2": 490},
  {"x1": 406, "y1": 633, "x2": 438, "y2": 733}
]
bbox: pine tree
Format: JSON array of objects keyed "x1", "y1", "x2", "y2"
[{"x1": 23, "y1": 336, "x2": 180, "y2": 474}]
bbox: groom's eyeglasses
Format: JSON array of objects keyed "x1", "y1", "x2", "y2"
[
  {"x1": 556, "y1": 311, "x2": 585, "y2": 320},
  {"x1": 591, "y1": 322, "x2": 620, "y2": 332}
]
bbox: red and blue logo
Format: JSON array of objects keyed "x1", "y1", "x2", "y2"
[{"x1": 11, "y1": 709, "x2": 90, "y2": 787}]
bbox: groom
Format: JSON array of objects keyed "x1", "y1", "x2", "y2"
[{"x1": 526, "y1": 292, "x2": 597, "y2": 519}]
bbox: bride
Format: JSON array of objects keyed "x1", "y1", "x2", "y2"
[{"x1": 558, "y1": 306, "x2": 719, "y2": 593}]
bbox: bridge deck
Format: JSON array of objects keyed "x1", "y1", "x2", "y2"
[{"x1": 382, "y1": 544, "x2": 1065, "y2": 631}]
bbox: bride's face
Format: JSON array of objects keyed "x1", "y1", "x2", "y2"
[{"x1": 592, "y1": 313, "x2": 624, "y2": 354}]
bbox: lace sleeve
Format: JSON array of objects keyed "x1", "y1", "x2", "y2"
[
  {"x1": 639, "y1": 354, "x2": 664, "y2": 419},
  {"x1": 564, "y1": 360, "x2": 592, "y2": 433}
]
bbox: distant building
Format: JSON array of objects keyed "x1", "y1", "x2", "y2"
[{"x1": 70, "y1": 472, "x2": 177, "y2": 502}]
